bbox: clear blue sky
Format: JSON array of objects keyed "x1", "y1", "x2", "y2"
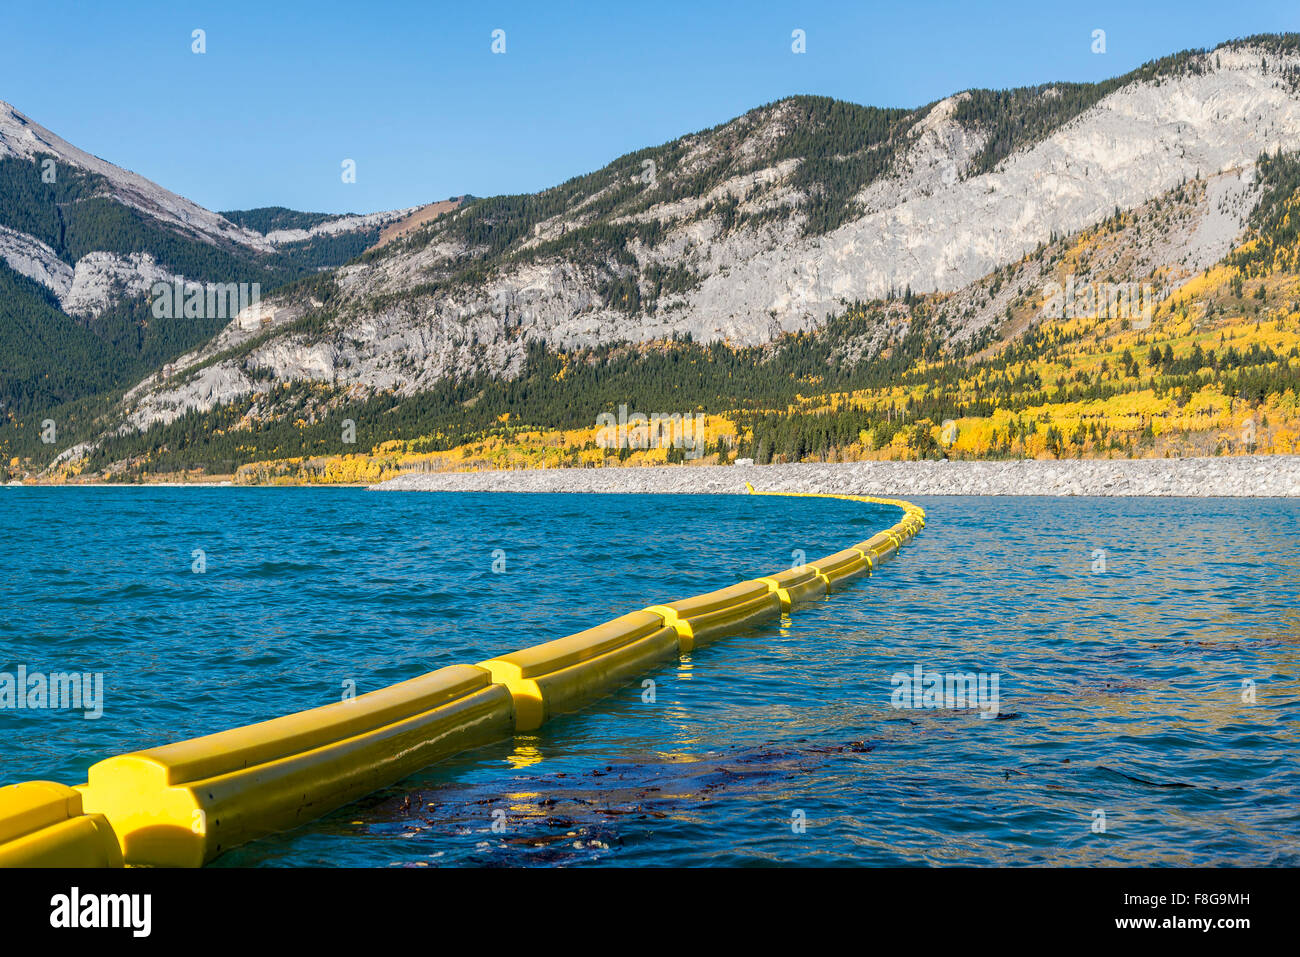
[{"x1": 1, "y1": 0, "x2": 1297, "y2": 214}]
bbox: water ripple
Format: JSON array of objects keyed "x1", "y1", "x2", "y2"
[{"x1": 0, "y1": 488, "x2": 1295, "y2": 866}]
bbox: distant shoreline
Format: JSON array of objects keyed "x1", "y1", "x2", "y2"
[
  {"x1": 371, "y1": 456, "x2": 1300, "y2": 498},
  {"x1": 1, "y1": 482, "x2": 371, "y2": 489},
  {"x1": 8, "y1": 456, "x2": 1300, "y2": 496}
]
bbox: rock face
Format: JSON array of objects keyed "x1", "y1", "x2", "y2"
[
  {"x1": 373, "y1": 456, "x2": 1300, "y2": 498},
  {"x1": 0, "y1": 226, "x2": 186, "y2": 320},
  {"x1": 101, "y1": 42, "x2": 1300, "y2": 440},
  {"x1": 0, "y1": 224, "x2": 72, "y2": 296},
  {"x1": 62, "y1": 252, "x2": 180, "y2": 318}
]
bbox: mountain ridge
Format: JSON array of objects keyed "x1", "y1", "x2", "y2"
[
  {"x1": 0, "y1": 99, "x2": 425, "y2": 421},
  {"x1": 101, "y1": 40, "x2": 1300, "y2": 420},
  {"x1": 5, "y1": 34, "x2": 1300, "y2": 479}
]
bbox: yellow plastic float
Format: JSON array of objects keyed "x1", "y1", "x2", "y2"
[
  {"x1": 0, "y1": 781, "x2": 123, "y2": 867},
  {"x1": 79, "y1": 664, "x2": 513, "y2": 867},
  {"x1": 479, "y1": 610, "x2": 679, "y2": 732}
]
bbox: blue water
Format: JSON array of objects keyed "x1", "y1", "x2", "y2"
[{"x1": 0, "y1": 487, "x2": 1296, "y2": 866}]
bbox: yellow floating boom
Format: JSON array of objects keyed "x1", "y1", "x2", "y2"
[{"x1": 2, "y1": 487, "x2": 925, "y2": 867}]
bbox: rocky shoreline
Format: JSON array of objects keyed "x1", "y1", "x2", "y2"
[{"x1": 372, "y1": 456, "x2": 1300, "y2": 497}]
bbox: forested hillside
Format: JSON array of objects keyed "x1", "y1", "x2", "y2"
[
  {"x1": 21, "y1": 145, "x2": 1300, "y2": 483},
  {"x1": 6, "y1": 35, "x2": 1300, "y2": 481},
  {"x1": 220, "y1": 207, "x2": 351, "y2": 234}
]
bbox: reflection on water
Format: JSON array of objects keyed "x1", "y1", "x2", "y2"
[{"x1": 1, "y1": 489, "x2": 1296, "y2": 866}]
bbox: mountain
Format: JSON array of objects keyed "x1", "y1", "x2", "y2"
[
  {"x1": 6, "y1": 34, "x2": 1300, "y2": 480},
  {"x1": 0, "y1": 99, "x2": 438, "y2": 420}
]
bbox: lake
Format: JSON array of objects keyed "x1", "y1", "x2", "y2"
[{"x1": 0, "y1": 487, "x2": 1295, "y2": 866}]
